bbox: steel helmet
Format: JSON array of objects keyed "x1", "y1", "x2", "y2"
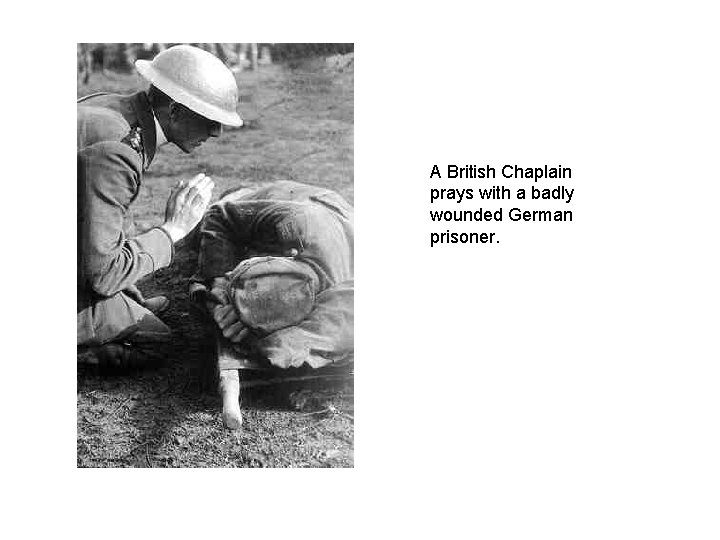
[{"x1": 135, "y1": 44, "x2": 243, "y2": 127}]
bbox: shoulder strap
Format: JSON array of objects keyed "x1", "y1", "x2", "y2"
[{"x1": 77, "y1": 92, "x2": 111, "y2": 104}]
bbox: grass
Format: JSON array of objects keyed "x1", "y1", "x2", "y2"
[{"x1": 77, "y1": 55, "x2": 354, "y2": 468}]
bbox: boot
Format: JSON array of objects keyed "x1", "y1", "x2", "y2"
[
  {"x1": 143, "y1": 295, "x2": 170, "y2": 314},
  {"x1": 78, "y1": 342, "x2": 166, "y2": 371}
]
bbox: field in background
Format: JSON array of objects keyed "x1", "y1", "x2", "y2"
[{"x1": 77, "y1": 54, "x2": 354, "y2": 467}]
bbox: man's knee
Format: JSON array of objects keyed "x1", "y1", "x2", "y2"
[{"x1": 77, "y1": 290, "x2": 171, "y2": 347}]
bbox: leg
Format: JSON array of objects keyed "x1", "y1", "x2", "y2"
[
  {"x1": 219, "y1": 369, "x2": 242, "y2": 429},
  {"x1": 78, "y1": 291, "x2": 172, "y2": 369}
]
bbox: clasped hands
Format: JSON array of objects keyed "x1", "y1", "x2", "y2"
[
  {"x1": 206, "y1": 277, "x2": 250, "y2": 343},
  {"x1": 161, "y1": 173, "x2": 214, "y2": 243},
  {"x1": 206, "y1": 246, "x2": 300, "y2": 342}
]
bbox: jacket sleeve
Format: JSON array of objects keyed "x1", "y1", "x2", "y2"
[
  {"x1": 196, "y1": 201, "x2": 258, "y2": 282},
  {"x1": 78, "y1": 141, "x2": 173, "y2": 297}
]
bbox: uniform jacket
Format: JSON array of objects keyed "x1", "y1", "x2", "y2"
[
  {"x1": 195, "y1": 181, "x2": 354, "y2": 368},
  {"x1": 77, "y1": 92, "x2": 174, "y2": 346}
]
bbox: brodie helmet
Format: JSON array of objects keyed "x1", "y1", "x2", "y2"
[{"x1": 135, "y1": 44, "x2": 242, "y2": 127}]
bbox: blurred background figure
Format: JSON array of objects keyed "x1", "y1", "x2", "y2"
[{"x1": 77, "y1": 43, "x2": 354, "y2": 86}]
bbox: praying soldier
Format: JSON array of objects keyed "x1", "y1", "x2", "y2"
[{"x1": 77, "y1": 45, "x2": 243, "y2": 369}]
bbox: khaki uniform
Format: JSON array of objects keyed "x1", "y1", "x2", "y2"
[
  {"x1": 77, "y1": 92, "x2": 173, "y2": 346},
  {"x1": 195, "y1": 181, "x2": 354, "y2": 369}
]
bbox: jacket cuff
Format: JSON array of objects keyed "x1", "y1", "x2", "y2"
[{"x1": 152, "y1": 226, "x2": 176, "y2": 263}]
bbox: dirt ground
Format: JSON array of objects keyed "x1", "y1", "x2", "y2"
[{"x1": 77, "y1": 54, "x2": 354, "y2": 467}]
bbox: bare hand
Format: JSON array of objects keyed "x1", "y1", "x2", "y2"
[
  {"x1": 213, "y1": 303, "x2": 250, "y2": 343},
  {"x1": 204, "y1": 277, "x2": 230, "y2": 314},
  {"x1": 208, "y1": 277, "x2": 230, "y2": 306},
  {"x1": 189, "y1": 282, "x2": 208, "y2": 305},
  {"x1": 161, "y1": 173, "x2": 214, "y2": 242}
]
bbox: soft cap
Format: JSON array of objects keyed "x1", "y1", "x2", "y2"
[{"x1": 225, "y1": 256, "x2": 319, "y2": 333}]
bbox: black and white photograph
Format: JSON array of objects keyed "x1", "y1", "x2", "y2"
[
  {"x1": 76, "y1": 43, "x2": 354, "y2": 467},
  {"x1": 6, "y1": 2, "x2": 720, "y2": 535}
]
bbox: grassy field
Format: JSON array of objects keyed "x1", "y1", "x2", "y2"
[{"x1": 77, "y1": 55, "x2": 354, "y2": 467}]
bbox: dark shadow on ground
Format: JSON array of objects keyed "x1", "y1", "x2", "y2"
[{"x1": 77, "y1": 240, "x2": 353, "y2": 468}]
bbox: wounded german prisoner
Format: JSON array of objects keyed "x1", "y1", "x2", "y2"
[{"x1": 190, "y1": 180, "x2": 354, "y2": 428}]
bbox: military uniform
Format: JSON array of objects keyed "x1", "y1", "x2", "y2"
[
  {"x1": 194, "y1": 181, "x2": 354, "y2": 369},
  {"x1": 77, "y1": 92, "x2": 174, "y2": 347}
]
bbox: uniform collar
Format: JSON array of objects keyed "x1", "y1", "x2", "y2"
[
  {"x1": 128, "y1": 91, "x2": 158, "y2": 169},
  {"x1": 153, "y1": 111, "x2": 168, "y2": 147}
]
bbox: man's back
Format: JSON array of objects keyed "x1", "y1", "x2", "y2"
[
  {"x1": 198, "y1": 181, "x2": 354, "y2": 290},
  {"x1": 196, "y1": 181, "x2": 355, "y2": 371},
  {"x1": 77, "y1": 92, "x2": 157, "y2": 165},
  {"x1": 77, "y1": 104, "x2": 130, "y2": 150}
]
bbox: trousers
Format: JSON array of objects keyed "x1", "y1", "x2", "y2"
[{"x1": 77, "y1": 290, "x2": 171, "y2": 347}]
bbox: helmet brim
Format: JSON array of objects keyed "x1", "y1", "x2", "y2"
[{"x1": 136, "y1": 59, "x2": 243, "y2": 127}]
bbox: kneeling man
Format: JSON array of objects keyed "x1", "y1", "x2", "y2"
[{"x1": 191, "y1": 181, "x2": 354, "y2": 428}]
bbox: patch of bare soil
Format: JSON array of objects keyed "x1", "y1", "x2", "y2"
[{"x1": 77, "y1": 57, "x2": 354, "y2": 468}]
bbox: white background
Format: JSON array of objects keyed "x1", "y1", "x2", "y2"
[{"x1": 2, "y1": 1, "x2": 719, "y2": 538}]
